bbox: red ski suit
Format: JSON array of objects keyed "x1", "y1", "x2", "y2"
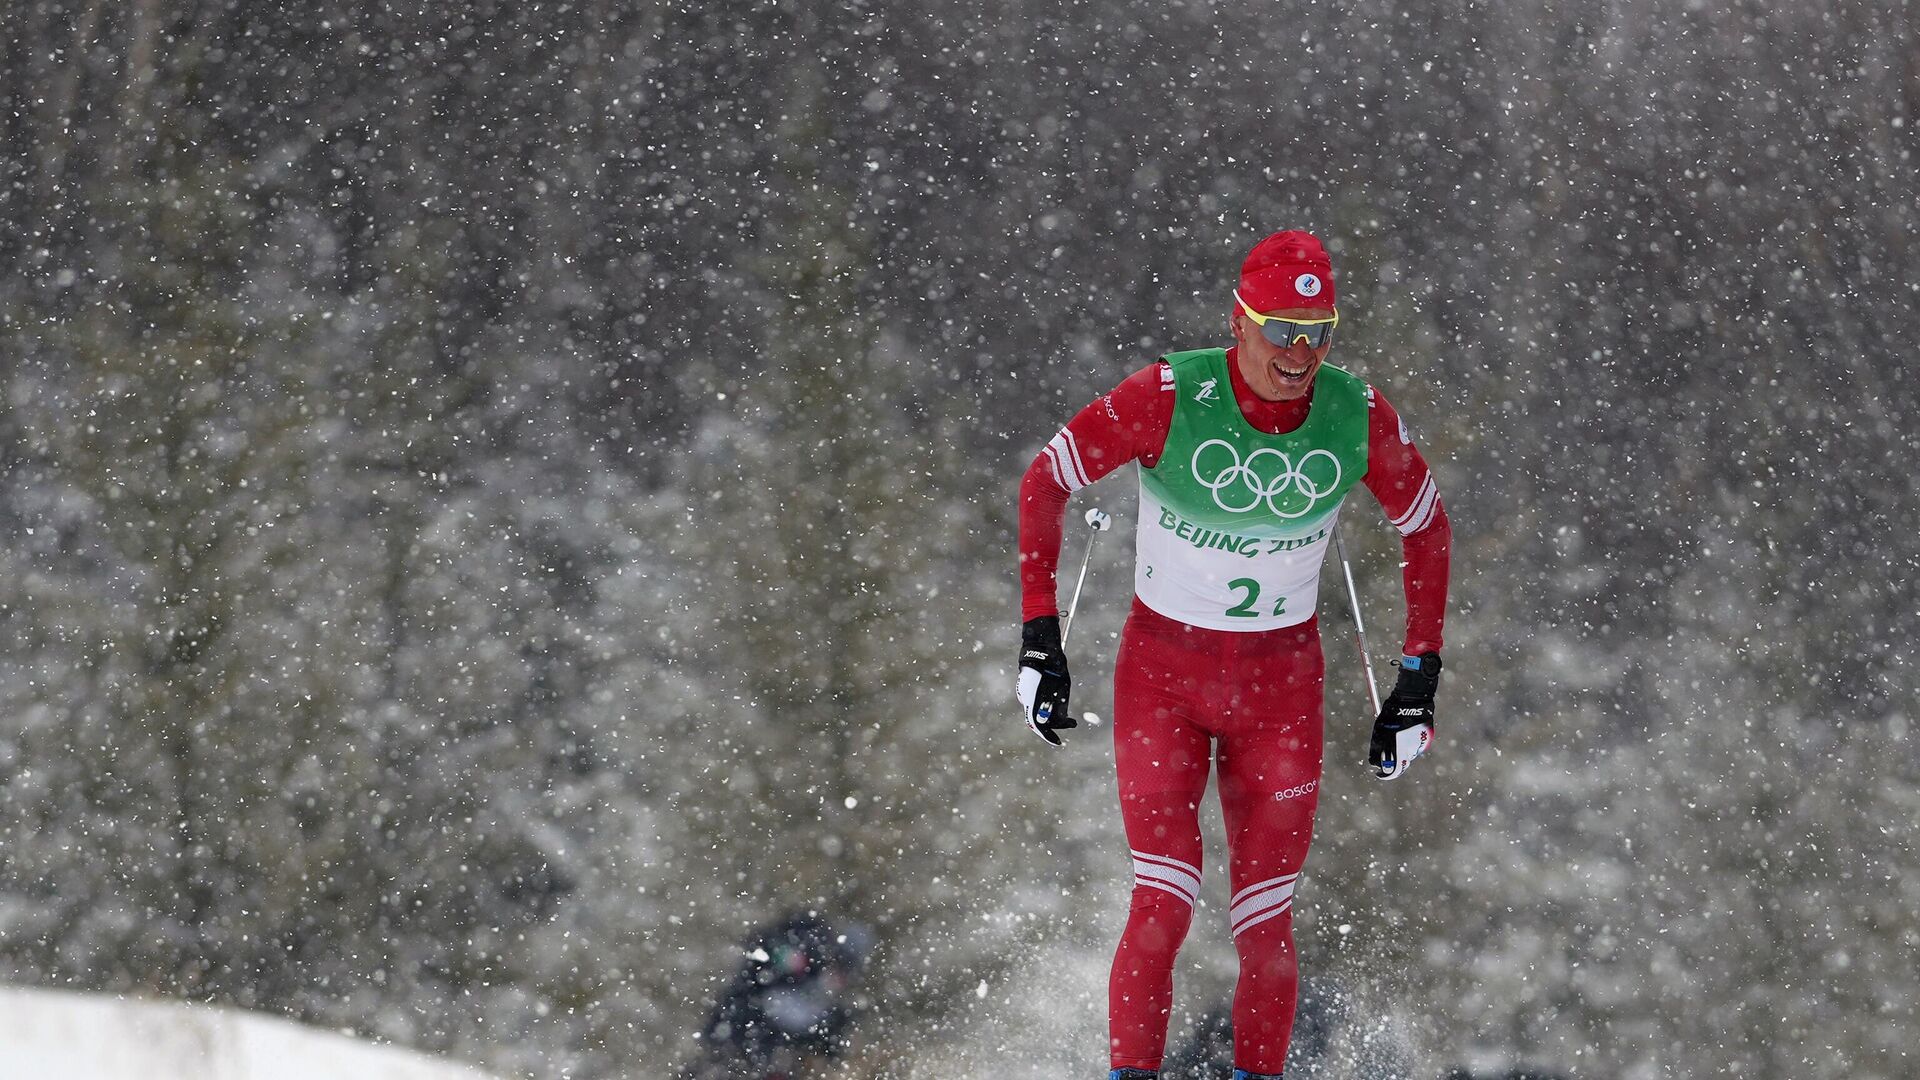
[{"x1": 1019, "y1": 349, "x2": 1450, "y2": 1075}]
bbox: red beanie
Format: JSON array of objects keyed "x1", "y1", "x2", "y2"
[{"x1": 1238, "y1": 230, "x2": 1337, "y2": 313}]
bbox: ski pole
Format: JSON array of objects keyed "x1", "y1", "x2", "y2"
[
  {"x1": 1333, "y1": 526, "x2": 1382, "y2": 716},
  {"x1": 1061, "y1": 507, "x2": 1111, "y2": 645}
]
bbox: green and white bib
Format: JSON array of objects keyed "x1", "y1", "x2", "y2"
[{"x1": 1135, "y1": 349, "x2": 1369, "y2": 631}]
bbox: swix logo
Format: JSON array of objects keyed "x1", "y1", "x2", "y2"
[
  {"x1": 1273, "y1": 779, "x2": 1319, "y2": 802},
  {"x1": 1194, "y1": 378, "x2": 1219, "y2": 404}
]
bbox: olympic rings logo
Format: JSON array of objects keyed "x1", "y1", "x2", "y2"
[{"x1": 1190, "y1": 439, "x2": 1342, "y2": 519}]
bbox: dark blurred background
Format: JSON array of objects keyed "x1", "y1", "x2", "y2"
[{"x1": 1, "y1": 0, "x2": 1914, "y2": 1076}]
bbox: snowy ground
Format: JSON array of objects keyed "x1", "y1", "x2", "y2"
[
  {"x1": 902, "y1": 927, "x2": 1427, "y2": 1079},
  {"x1": 0, "y1": 986, "x2": 498, "y2": 1080}
]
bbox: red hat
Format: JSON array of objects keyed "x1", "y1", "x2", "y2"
[{"x1": 1238, "y1": 230, "x2": 1337, "y2": 313}]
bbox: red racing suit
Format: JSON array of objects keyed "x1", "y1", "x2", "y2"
[{"x1": 1018, "y1": 348, "x2": 1450, "y2": 1075}]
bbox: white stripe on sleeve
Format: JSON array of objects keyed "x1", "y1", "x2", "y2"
[
  {"x1": 1042, "y1": 444, "x2": 1071, "y2": 492},
  {"x1": 1403, "y1": 490, "x2": 1442, "y2": 536},
  {"x1": 1059, "y1": 427, "x2": 1092, "y2": 489},
  {"x1": 1391, "y1": 473, "x2": 1440, "y2": 536},
  {"x1": 1046, "y1": 430, "x2": 1091, "y2": 492}
]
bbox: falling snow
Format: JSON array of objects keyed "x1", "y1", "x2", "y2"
[{"x1": 0, "y1": 1, "x2": 1915, "y2": 1078}]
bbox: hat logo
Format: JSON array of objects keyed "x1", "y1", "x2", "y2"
[{"x1": 1294, "y1": 273, "x2": 1323, "y2": 297}]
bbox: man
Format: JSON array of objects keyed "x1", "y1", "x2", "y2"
[{"x1": 1016, "y1": 230, "x2": 1452, "y2": 1080}]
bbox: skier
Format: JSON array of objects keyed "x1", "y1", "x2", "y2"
[{"x1": 1016, "y1": 231, "x2": 1452, "y2": 1080}]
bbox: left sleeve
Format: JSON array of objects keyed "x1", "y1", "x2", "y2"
[
  {"x1": 1361, "y1": 387, "x2": 1452, "y2": 655},
  {"x1": 1018, "y1": 363, "x2": 1175, "y2": 621}
]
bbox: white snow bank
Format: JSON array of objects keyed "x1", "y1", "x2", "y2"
[{"x1": 0, "y1": 986, "x2": 499, "y2": 1080}]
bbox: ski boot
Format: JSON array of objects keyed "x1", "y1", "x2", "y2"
[{"x1": 1108, "y1": 1071, "x2": 1158, "y2": 1080}]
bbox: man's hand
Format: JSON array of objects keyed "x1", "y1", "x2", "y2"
[
  {"x1": 1371, "y1": 652, "x2": 1441, "y2": 780},
  {"x1": 1016, "y1": 616, "x2": 1076, "y2": 746}
]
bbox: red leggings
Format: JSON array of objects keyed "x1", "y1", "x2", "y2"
[{"x1": 1108, "y1": 598, "x2": 1325, "y2": 1076}]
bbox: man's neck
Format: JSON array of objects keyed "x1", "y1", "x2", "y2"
[{"x1": 1225, "y1": 346, "x2": 1313, "y2": 435}]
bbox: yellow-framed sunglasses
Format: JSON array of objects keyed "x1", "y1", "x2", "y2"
[{"x1": 1235, "y1": 290, "x2": 1339, "y2": 348}]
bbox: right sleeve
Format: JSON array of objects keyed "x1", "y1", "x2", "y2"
[
  {"x1": 1359, "y1": 388, "x2": 1451, "y2": 655},
  {"x1": 1018, "y1": 362, "x2": 1174, "y2": 621}
]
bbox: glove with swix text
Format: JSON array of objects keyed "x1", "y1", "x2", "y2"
[
  {"x1": 1371, "y1": 652, "x2": 1441, "y2": 780},
  {"x1": 1017, "y1": 616, "x2": 1076, "y2": 746}
]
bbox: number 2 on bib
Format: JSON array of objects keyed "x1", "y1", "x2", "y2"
[{"x1": 1225, "y1": 577, "x2": 1287, "y2": 619}]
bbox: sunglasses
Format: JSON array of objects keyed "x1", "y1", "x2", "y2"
[{"x1": 1236, "y1": 291, "x2": 1338, "y2": 348}]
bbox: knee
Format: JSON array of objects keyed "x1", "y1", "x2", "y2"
[
  {"x1": 1125, "y1": 886, "x2": 1195, "y2": 949},
  {"x1": 1231, "y1": 911, "x2": 1301, "y2": 989},
  {"x1": 1126, "y1": 851, "x2": 1201, "y2": 950},
  {"x1": 1229, "y1": 872, "x2": 1299, "y2": 952}
]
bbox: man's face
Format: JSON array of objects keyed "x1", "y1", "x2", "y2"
[{"x1": 1232, "y1": 306, "x2": 1335, "y2": 402}]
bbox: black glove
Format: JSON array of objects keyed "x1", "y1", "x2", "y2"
[
  {"x1": 1371, "y1": 652, "x2": 1441, "y2": 780},
  {"x1": 1016, "y1": 616, "x2": 1076, "y2": 746}
]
